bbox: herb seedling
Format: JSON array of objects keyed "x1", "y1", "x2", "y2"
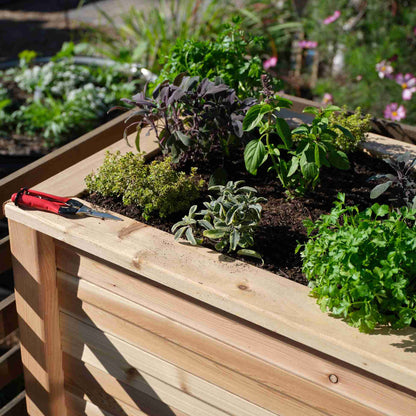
[
  {"x1": 86, "y1": 152, "x2": 204, "y2": 220},
  {"x1": 172, "y1": 181, "x2": 266, "y2": 261},
  {"x1": 243, "y1": 76, "x2": 353, "y2": 196},
  {"x1": 114, "y1": 76, "x2": 255, "y2": 164},
  {"x1": 298, "y1": 193, "x2": 416, "y2": 332}
]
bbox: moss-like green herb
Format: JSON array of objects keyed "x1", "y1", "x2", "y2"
[
  {"x1": 85, "y1": 151, "x2": 204, "y2": 220},
  {"x1": 328, "y1": 106, "x2": 371, "y2": 153}
]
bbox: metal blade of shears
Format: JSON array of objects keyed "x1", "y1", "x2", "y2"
[{"x1": 76, "y1": 205, "x2": 123, "y2": 221}]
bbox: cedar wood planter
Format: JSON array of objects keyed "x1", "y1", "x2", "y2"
[{"x1": 4, "y1": 130, "x2": 416, "y2": 416}]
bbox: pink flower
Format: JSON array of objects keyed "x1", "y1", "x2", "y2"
[
  {"x1": 263, "y1": 56, "x2": 278, "y2": 70},
  {"x1": 395, "y1": 73, "x2": 416, "y2": 100},
  {"x1": 323, "y1": 10, "x2": 341, "y2": 25},
  {"x1": 356, "y1": 75, "x2": 363, "y2": 81},
  {"x1": 298, "y1": 40, "x2": 318, "y2": 49},
  {"x1": 375, "y1": 60, "x2": 393, "y2": 79},
  {"x1": 384, "y1": 103, "x2": 406, "y2": 121},
  {"x1": 322, "y1": 93, "x2": 333, "y2": 105}
]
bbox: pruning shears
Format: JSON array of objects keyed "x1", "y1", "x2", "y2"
[{"x1": 11, "y1": 188, "x2": 123, "y2": 221}]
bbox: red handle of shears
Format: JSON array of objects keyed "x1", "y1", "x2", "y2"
[
  {"x1": 11, "y1": 192, "x2": 64, "y2": 214},
  {"x1": 20, "y1": 189, "x2": 71, "y2": 203}
]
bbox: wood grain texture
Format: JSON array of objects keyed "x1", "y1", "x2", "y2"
[
  {"x1": 56, "y1": 261, "x2": 416, "y2": 416},
  {"x1": 0, "y1": 294, "x2": 18, "y2": 341},
  {"x1": 0, "y1": 109, "x2": 136, "y2": 212},
  {"x1": 65, "y1": 390, "x2": 158, "y2": 416},
  {"x1": 64, "y1": 354, "x2": 189, "y2": 416},
  {"x1": 8, "y1": 221, "x2": 66, "y2": 416},
  {"x1": 5, "y1": 151, "x2": 416, "y2": 395},
  {"x1": 60, "y1": 302, "x2": 326, "y2": 416},
  {"x1": 58, "y1": 276, "x2": 390, "y2": 416},
  {"x1": 63, "y1": 339, "x2": 227, "y2": 416},
  {"x1": 58, "y1": 284, "x2": 277, "y2": 416}
]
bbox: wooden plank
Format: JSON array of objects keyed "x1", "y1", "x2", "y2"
[
  {"x1": 0, "y1": 343, "x2": 22, "y2": 390},
  {"x1": 60, "y1": 307, "x2": 325, "y2": 416},
  {"x1": 0, "y1": 294, "x2": 18, "y2": 341},
  {"x1": 5, "y1": 156, "x2": 416, "y2": 396},
  {"x1": 56, "y1": 259, "x2": 416, "y2": 416},
  {"x1": 363, "y1": 132, "x2": 416, "y2": 160},
  {"x1": 64, "y1": 354, "x2": 189, "y2": 416},
  {"x1": 0, "y1": 391, "x2": 27, "y2": 416},
  {"x1": 0, "y1": 236, "x2": 11, "y2": 275},
  {"x1": 65, "y1": 390, "x2": 153, "y2": 416},
  {"x1": 59, "y1": 283, "x2": 382, "y2": 416},
  {"x1": 63, "y1": 342, "x2": 226, "y2": 416},
  {"x1": 58, "y1": 288, "x2": 276, "y2": 416},
  {"x1": 0, "y1": 110, "x2": 135, "y2": 212},
  {"x1": 8, "y1": 221, "x2": 66, "y2": 416}
]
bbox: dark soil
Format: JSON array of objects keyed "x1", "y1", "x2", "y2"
[{"x1": 84, "y1": 149, "x2": 397, "y2": 286}]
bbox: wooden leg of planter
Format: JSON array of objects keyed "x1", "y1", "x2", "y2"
[{"x1": 8, "y1": 220, "x2": 66, "y2": 416}]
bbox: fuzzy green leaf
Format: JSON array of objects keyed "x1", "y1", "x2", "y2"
[
  {"x1": 237, "y1": 249, "x2": 264, "y2": 264},
  {"x1": 370, "y1": 181, "x2": 392, "y2": 199},
  {"x1": 203, "y1": 229, "x2": 226, "y2": 239}
]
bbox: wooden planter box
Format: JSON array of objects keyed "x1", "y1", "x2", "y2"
[{"x1": 4, "y1": 131, "x2": 416, "y2": 416}]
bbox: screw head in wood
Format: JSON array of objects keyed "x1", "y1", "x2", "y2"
[{"x1": 329, "y1": 374, "x2": 339, "y2": 383}]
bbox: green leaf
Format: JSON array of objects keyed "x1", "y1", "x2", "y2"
[
  {"x1": 302, "y1": 106, "x2": 320, "y2": 115},
  {"x1": 314, "y1": 143, "x2": 320, "y2": 168},
  {"x1": 203, "y1": 229, "x2": 226, "y2": 239},
  {"x1": 371, "y1": 203, "x2": 390, "y2": 217},
  {"x1": 370, "y1": 181, "x2": 392, "y2": 199},
  {"x1": 334, "y1": 124, "x2": 355, "y2": 141},
  {"x1": 173, "y1": 226, "x2": 187, "y2": 240},
  {"x1": 327, "y1": 150, "x2": 350, "y2": 170},
  {"x1": 287, "y1": 156, "x2": 299, "y2": 177},
  {"x1": 230, "y1": 229, "x2": 240, "y2": 251},
  {"x1": 198, "y1": 220, "x2": 213, "y2": 230},
  {"x1": 244, "y1": 139, "x2": 267, "y2": 175},
  {"x1": 174, "y1": 130, "x2": 191, "y2": 146},
  {"x1": 243, "y1": 104, "x2": 272, "y2": 131},
  {"x1": 291, "y1": 125, "x2": 309, "y2": 135},
  {"x1": 185, "y1": 227, "x2": 197, "y2": 245},
  {"x1": 301, "y1": 161, "x2": 319, "y2": 180},
  {"x1": 324, "y1": 105, "x2": 341, "y2": 113},
  {"x1": 237, "y1": 249, "x2": 264, "y2": 265},
  {"x1": 275, "y1": 117, "x2": 293, "y2": 148}
]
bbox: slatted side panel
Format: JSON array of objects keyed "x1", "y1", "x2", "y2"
[
  {"x1": 0, "y1": 293, "x2": 26, "y2": 416},
  {"x1": 56, "y1": 244, "x2": 416, "y2": 416},
  {"x1": 0, "y1": 120, "x2": 156, "y2": 415}
]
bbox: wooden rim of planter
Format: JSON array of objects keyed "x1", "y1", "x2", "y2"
[{"x1": 5, "y1": 131, "x2": 416, "y2": 394}]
